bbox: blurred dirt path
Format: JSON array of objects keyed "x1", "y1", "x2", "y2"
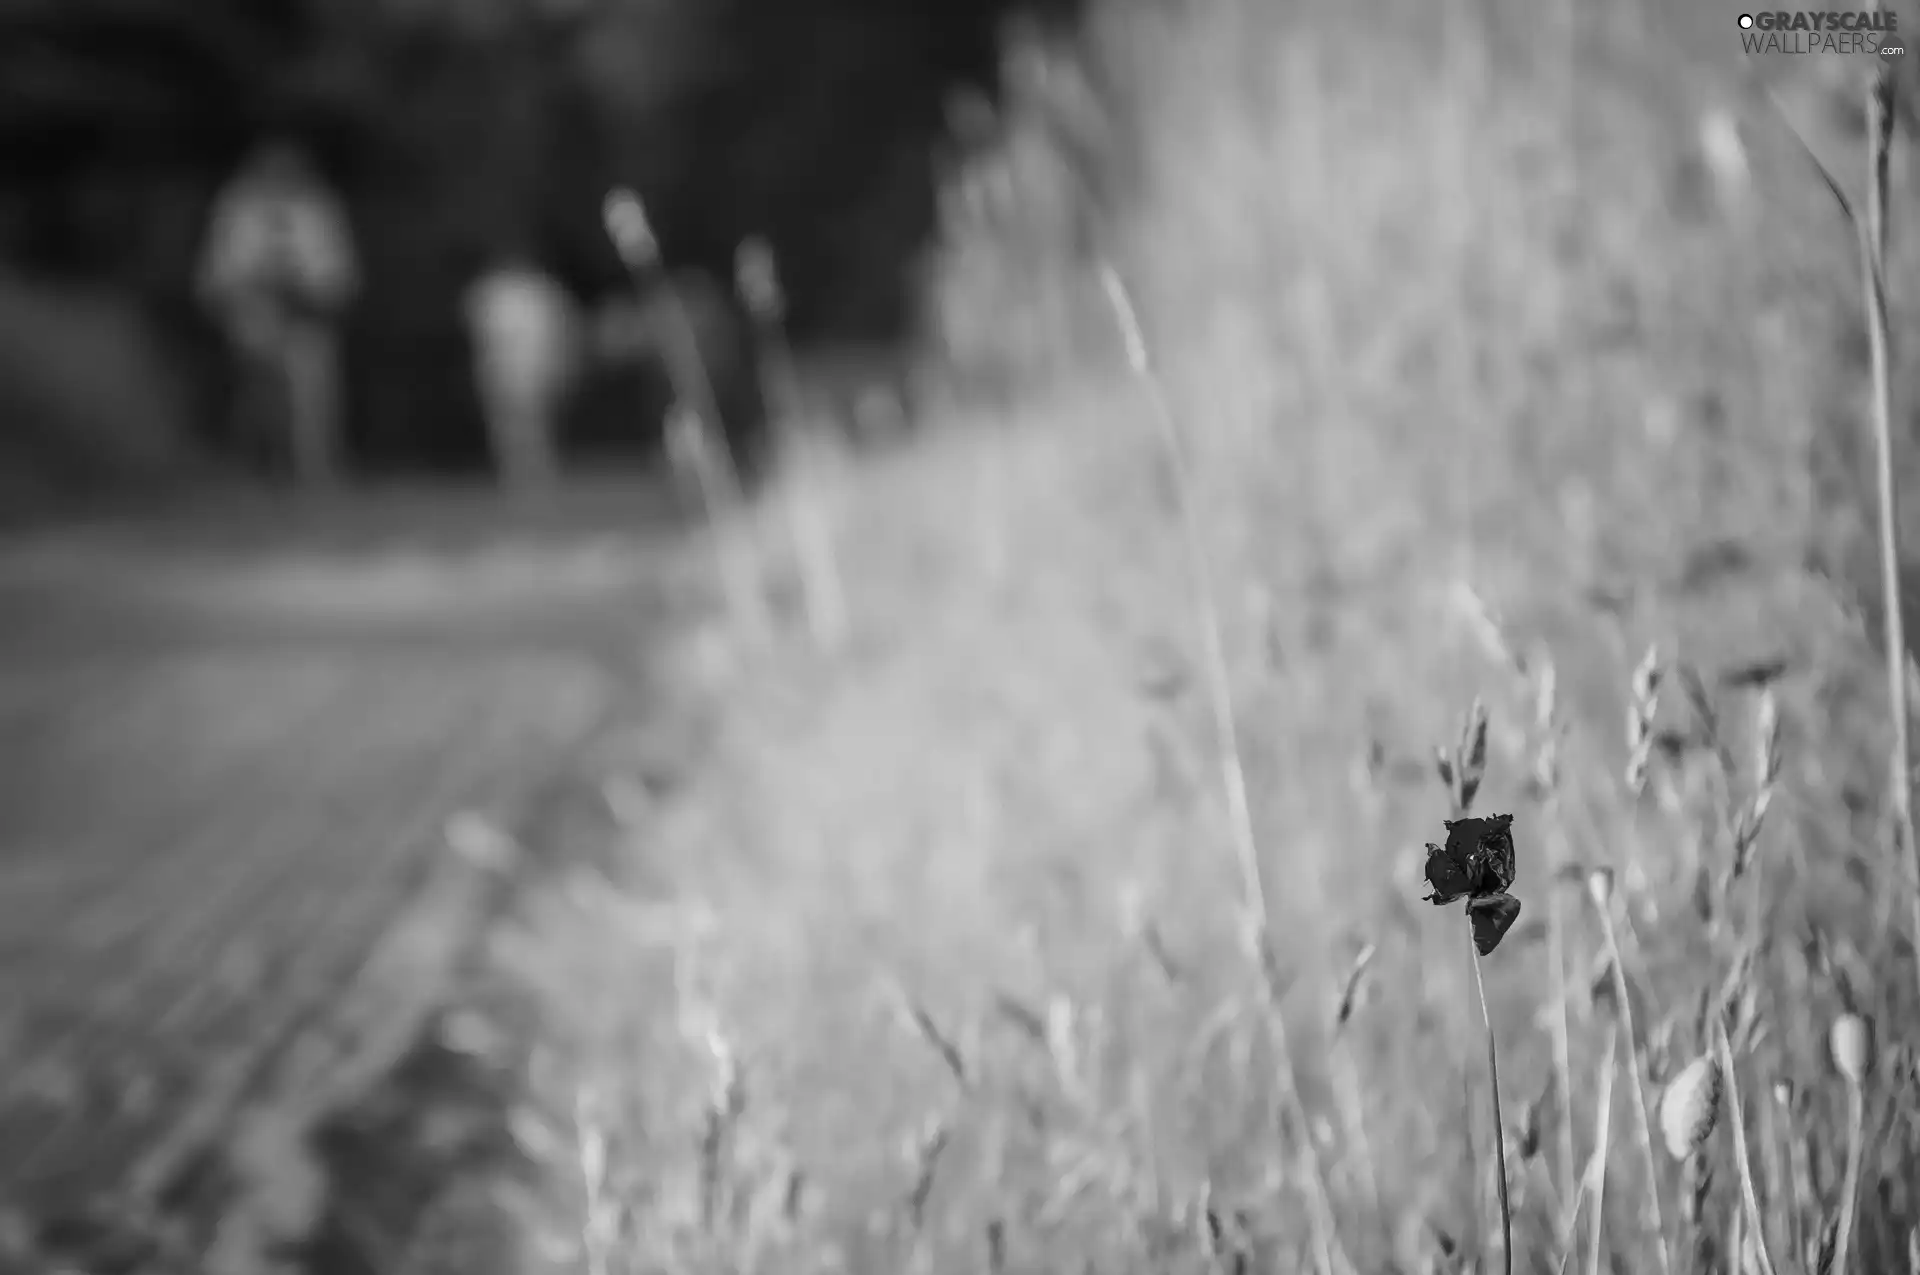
[{"x1": 0, "y1": 480, "x2": 698, "y2": 1269}]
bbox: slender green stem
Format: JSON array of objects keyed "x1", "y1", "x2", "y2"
[
  {"x1": 1713, "y1": 1018, "x2": 1778, "y2": 1275},
  {"x1": 1833, "y1": 1079, "x2": 1866, "y2": 1275},
  {"x1": 1583, "y1": 1023, "x2": 1619, "y2": 1275},
  {"x1": 1546, "y1": 825, "x2": 1577, "y2": 1215},
  {"x1": 1471, "y1": 937, "x2": 1512, "y2": 1275},
  {"x1": 1858, "y1": 68, "x2": 1918, "y2": 1009}
]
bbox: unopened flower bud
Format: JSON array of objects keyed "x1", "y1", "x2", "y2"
[
  {"x1": 1830, "y1": 1012, "x2": 1874, "y2": 1085},
  {"x1": 1659, "y1": 1054, "x2": 1722, "y2": 1161}
]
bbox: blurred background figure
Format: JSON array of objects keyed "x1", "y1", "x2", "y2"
[
  {"x1": 195, "y1": 139, "x2": 359, "y2": 488},
  {"x1": 463, "y1": 259, "x2": 580, "y2": 494}
]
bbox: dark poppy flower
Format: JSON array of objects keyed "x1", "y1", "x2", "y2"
[{"x1": 1423, "y1": 814, "x2": 1521, "y2": 955}]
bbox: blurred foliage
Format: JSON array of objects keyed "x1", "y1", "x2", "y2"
[
  {"x1": 917, "y1": 0, "x2": 1920, "y2": 783},
  {"x1": 0, "y1": 0, "x2": 1074, "y2": 475}
]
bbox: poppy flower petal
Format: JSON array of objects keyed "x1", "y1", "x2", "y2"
[
  {"x1": 1423, "y1": 842, "x2": 1474, "y2": 905},
  {"x1": 1467, "y1": 891, "x2": 1522, "y2": 955},
  {"x1": 1482, "y1": 813, "x2": 1517, "y2": 892}
]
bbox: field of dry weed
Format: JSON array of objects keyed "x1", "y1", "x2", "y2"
[{"x1": 476, "y1": 3, "x2": 1920, "y2": 1273}]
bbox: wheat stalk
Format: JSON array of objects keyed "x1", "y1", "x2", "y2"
[
  {"x1": 1101, "y1": 263, "x2": 1351, "y2": 1275},
  {"x1": 734, "y1": 236, "x2": 849, "y2": 650},
  {"x1": 604, "y1": 187, "x2": 770, "y2": 645},
  {"x1": 1588, "y1": 868, "x2": 1672, "y2": 1275},
  {"x1": 1761, "y1": 24, "x2": 1912, "y2": 1001},
  {"x1": 1570, "y1": 1020, "x2": 1619, "y2": 1275},
  {"x1": 1330, "y1": 944, "x2": 1384, "y2": 1226},
  {"x1": 1534, "y1": 662, "x2": 1581, "y2": 1215},
  {"x1": 1858, "y1": 60, "x2": 1916, "y2": 1003},
  {"x1": 574, "y1": 1084, "x2": 616, "y2": 1275},
  {"x1": 1713, "y1": 1014, "x2": 1778, "y2": 1275}
]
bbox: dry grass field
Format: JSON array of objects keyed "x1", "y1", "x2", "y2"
[{"x1": 393, "y1": 3, "x2": 1920, "y2": 1274}]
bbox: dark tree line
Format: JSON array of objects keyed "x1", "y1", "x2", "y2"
[{"x1": 0, "y1": 0, "x2": 1078, "y2": 470}]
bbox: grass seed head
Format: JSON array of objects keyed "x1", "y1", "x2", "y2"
[
  {"x1": 1809, "y1": 1215, "x2": 1839, "y2": 1275},
  {"x1": 1678, "y1": 662, "x2": 1721, "y2": 747},
  {"x1": 1532, "y1": 731, "x2": 1560, "y2": 797},
  {"x1": 1456, "y1": 698, "x2": 1490, "y2": 811},
  {"x1": 1754, "y1": 687, "x2": 1782, "y2": 786},
  {"x1": 1659, "y1": 1053, "x2": 1722, "y2": 1162},
  {"x1": 1830, "y1": 1012, "x2": 1874, "y2": 1085},
  {"x1": 1333, "y1": 941, "x2": 1376, "y2": 1032},
  {"x1": 1625, "y1": 644, "x2": 1662, "y2": 795},
  {"x1": 1631, "y1": 644, "x2": 1664, "y2": 708},
  {"x1": 1454, "y1": 582, "x2": 1523, "y2": 674},
  {"x1": 1586, "y1": 865, "x2": 1615, "y2": 909},
  {"x1": 1890, "y1": 1041, "x2": 1919, "y2": 1093}
]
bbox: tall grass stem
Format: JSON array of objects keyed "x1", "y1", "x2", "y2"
[
  {"x1": 1470, "y1": 939, "x2": 1512, "y2": 1275},
  {"x1": 745, "y1": 311, "x2": 850, "y2": 650},
  {"x1": 1582, "y1": 1023, "x2": 1619, "y2": 1275},
  {"x1": 1833, "y1": 1076, "x2": 1867, "y2": 1275},
  {"x1": 1101, "y1": 263, "x2": 1350, "y2": 1275},
  {"x1": 635, "y1": 265, "x2": 771, "y2": 644},
  {"x1": 1712, "y1": 1017, "x2": 1778, "y2": 1275},
  {"x1": 1594, "y1": 903, "x2": 1671, "y2": 1275},
  {"x1": 1857, "y1": 64, "x2": 1917, "y2": 1000}
]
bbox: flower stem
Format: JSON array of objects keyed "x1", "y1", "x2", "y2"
[
  {"x1": 1471, "y1": 934, "x2": 1512, "y2": 1275},
  {"x1": 1833, "y1": 1078, "x2": 1866, "y2": 1275},
  {"x1": 1712, "y1": 1017, "x2": 1778, "y2": 1275}
]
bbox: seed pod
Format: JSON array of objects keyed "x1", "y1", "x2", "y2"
[
  {"x1": 1659, "y1": 1053, "x2": 1722, "y2": 1162},
  {"x1": 1830, "y1": 1012, "x2": 1874, "y2": 1085},
  {"x1": 1586, "y1": 865, "x2": 1615, "y2": 909}
]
